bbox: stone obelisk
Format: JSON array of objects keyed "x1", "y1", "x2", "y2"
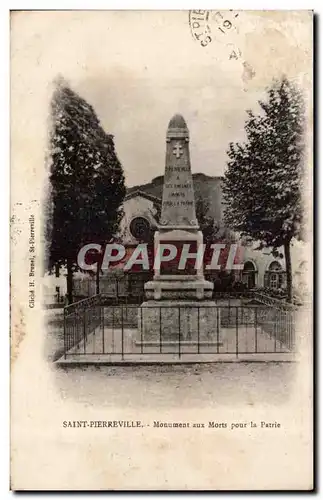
[
  {"x1": 137, "y1": 115, "x2": 218, "y2": 348},
  {"x1": 145, "y1": 113, "x2": 213, "y2": 300}
]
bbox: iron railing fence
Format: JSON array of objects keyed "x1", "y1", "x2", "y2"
[
  {"x1": 64, "y1": 294, "x2": 101, "y2": 355},
  {"x1": 253, "y1": 291, "x2": 297, "y2": 310},
  {"x1": 63, "y1": 299, "x2": 297, "y2": 359},
  {"x1": 71, "y1": 281, "x2": 307, "y2": 310}
]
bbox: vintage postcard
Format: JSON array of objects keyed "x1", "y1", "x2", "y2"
[{"x1": 10, "y1": 10, "x2": 313, "y2": 490}]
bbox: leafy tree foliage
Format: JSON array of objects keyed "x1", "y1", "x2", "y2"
[
  {"x1": 47, "y1": 78, "x2": 126, "y2": 303},
  {"x1": 196, "y1": 197, "x2": 237, "y2": 244},
  {"x1": 222, "y1": 77, "x2": 305, "y2": 302}
]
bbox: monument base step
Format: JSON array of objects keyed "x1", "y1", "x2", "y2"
[
  {"x1": 144, "y1": 279, "x2": 214, "y2": 300},
  {"x1": 136, "y1": 340, "x2": 223, "y2": 347}
]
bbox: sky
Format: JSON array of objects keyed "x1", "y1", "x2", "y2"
[{"x1": 12, "y1": 10, "x2": 312, "y2": 189}]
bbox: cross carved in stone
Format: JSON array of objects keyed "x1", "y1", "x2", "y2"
[{"x1": 172, "y1": 142, "x2": 183, "y2": 159}]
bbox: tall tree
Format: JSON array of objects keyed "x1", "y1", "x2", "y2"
[
  {"x1": 222, "y1": 77, "x2": 305, "y2": 302},
  {"x1": 47, "y1": 78, "x2": 126, "y2": 303}
]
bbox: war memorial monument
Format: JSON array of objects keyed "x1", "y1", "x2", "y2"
[{"x1": 138, "y1": 114, "x2": 220, "y2": 346}]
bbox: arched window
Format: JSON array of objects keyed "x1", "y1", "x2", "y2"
[
  {"x1": 241, "y1": 261, "x2": 257, "y2": 289},
  {"x1": 268, "y1": 261, "x2": 282, "y2": 271},
  {"x1": 244, "y1": 261, "x2": 256, "y2": 272},
  {"x1": 264, "y1": 261, "x2": 285, "y2": 289}
]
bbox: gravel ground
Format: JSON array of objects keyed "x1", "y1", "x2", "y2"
[
  {"x1": 54, "y1": 362, "x2": 296, "y2": 408},
  {"x1": 45, "y1": 308, "x2": 65, "y2": 362}
]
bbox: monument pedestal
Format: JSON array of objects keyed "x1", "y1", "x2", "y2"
[
  {"x1": 137, "y1": 300, "x2": 221, "y2": 347},
  {"x1": 144, "y1": 278, "x2": 213, "y2": 300},
  {"x1": 145, "y1": 228, "x2": 214, "y2": 300}
]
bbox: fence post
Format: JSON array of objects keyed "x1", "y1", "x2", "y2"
[
  {"x1": 101, "y1": 304, "x2": 104, "y2": 355},
  {"x1": 236, "y1": 307, "x2": 239, "y2": 359},
  {"x1": 178, "y1": 307, "x2": 181, "y2": 359},
  {"x1": 160, "y1": 307, "x2": 162, "y2": 354},
  {"x1": 140, "y1": 306, "x2": 143, "y2": 354},
  {"x1": 216, "y1": 306, "x2": 219, "y2": 354},
  {"x1": 197, "y1": 307, "x2": 200, "y2": 354},
  {"x1": 112, "y1": 306, "x2": 115, "y2": 354},
  {"x1": 74, "y1": 308, "x2": 77, "y2": 351},
  {"x1": 274, "y1": 309, "x2": 277, "y2": 353},
  {"x1": 255, "y1": 307, "x2": 258, "y2": 353},
  {"x1": 64, "y1": 306, "x2": 67, "y2": 359},
  {"x1": 93, "y1": 302, "x2": 96, "y2": 337},
  {"x1": 83, "y1": 305, "x2": 86, "y2": 354},
  {"x1": 121, "y1": 305, "x2": 124, "y2": 360}
]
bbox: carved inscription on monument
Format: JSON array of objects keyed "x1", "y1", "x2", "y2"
[
  {"x1": 162, "y1": 180, "x2": 194, "y2": 208},
  {"x1": 160, "y1": 133, "x2": 197, "y2": 227}
]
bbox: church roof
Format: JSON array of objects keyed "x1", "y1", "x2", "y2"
[
  {"x1": 126, "y1": 174, "x2": 223, "y2": 221},
  {"x1": 124, "y1": 189, "x2": 162, "y2": 204},
  {"x1": 168, "y1": 114, "x2": 187, "y2": 129}
]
